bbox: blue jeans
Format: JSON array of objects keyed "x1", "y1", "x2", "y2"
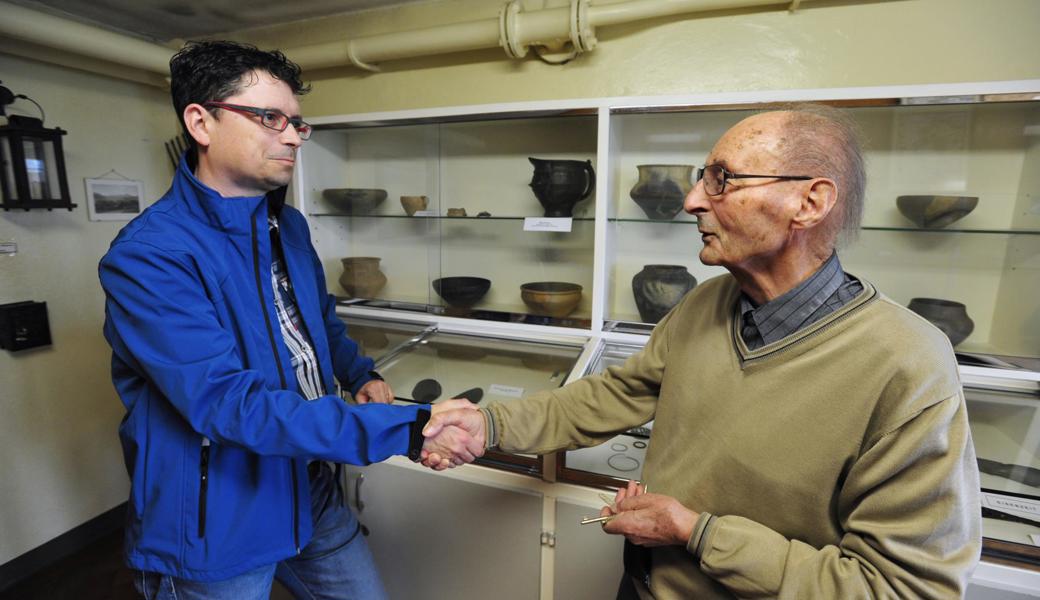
[{"x1": 134, "y1": 463, "x2": 387, "y2": 600}]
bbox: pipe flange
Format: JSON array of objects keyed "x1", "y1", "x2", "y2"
[
  {"x1": 347, "y1": 40, "x2": 381, "y2": 72},
  {"x1": 499, "y1": 0, "x2": 528, "y2": 59},
  {"x1": 570, "y1": 0, "x2": 597, "y2": 53}
]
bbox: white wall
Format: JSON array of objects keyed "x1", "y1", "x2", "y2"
[{"x1": 0, "y1": 53, "x2": 178, "y2": 564}]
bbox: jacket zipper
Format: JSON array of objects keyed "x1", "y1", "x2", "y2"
[
  {"x1": 251, "y1": 216, "x2": 300, "y2": 553},
  {"x1": 198, "y1": 437, "x2": 210, "y2": 538}
]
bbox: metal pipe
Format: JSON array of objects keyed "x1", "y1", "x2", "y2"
[
  {"x1": 0, "y1": 0, "x2": 171, "y2": 74},
  {"x1": 0, "y1": 0, "x2": 824, "y2": 82}
]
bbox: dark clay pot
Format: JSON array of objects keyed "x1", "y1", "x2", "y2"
[
  {"x1": 632, "y1": 265, "x2": 697, "y2": 323},
  {"x1": 528, "y1": 157, "x2": 595, "y2": 217},
  {"x1": 907, "y1": 298, "x2": 974, "y2": 346},
  {"x1": 629, "y1": 164, "x2": 694, "y2": 221}
]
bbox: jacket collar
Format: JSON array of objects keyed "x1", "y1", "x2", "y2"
[{"x1": 173, "y1": 154, "x2": 286, "y2": 235}]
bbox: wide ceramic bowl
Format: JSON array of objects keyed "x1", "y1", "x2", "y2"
[
  {"x1": 520, "y1": 282, "x2": 583, "y2": 318},
  {"x1": 896, "y1": 195, "x2": 978, "y2": 229},
  {"x1": 432, "y1": 276, "x2": 491, "y2": 308},
  {"x1": 322, "y1": 188, "x2": 388, "y2": 215}
]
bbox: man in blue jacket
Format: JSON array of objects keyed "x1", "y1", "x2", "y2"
[{"x1": 99, "y1": 40, "x2": 479, "y2": 599}]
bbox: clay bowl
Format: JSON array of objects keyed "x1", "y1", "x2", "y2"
[
  {"x1": 896, "y1": 195, "x2": 978, "y2": 229},
  {"x1": 322, "y1": 188, "x2": 388, "y2": 215},
  {"x1": 432, "y1": 277, "x2": 491, "y2": 308},
  {"x1": 520, "y1": 282, "x2": 583, "y2": 318}
]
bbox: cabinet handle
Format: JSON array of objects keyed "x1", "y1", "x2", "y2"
[{"x1": 354, "y1": 473, "x2": 366, "y2": 514}]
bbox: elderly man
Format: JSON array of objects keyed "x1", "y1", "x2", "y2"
[{"x1": 424, "y1": 105, "x2": 981, "y2": 598}]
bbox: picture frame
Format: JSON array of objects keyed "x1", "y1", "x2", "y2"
[{"x1": 84, "y1": 178, "x2": 144, "y2": 221}]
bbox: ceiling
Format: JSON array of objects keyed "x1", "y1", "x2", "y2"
[{"x1": 7, "y1": 0, "x2": 430, "y2": 43}]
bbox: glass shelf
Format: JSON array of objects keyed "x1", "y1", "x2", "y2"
[
  {"x1": 309, "y1": 213, "x2": 596, "y2": 221},
  {"x1": 606, "y1": 217, "x2": 1039, "y2": 235}
]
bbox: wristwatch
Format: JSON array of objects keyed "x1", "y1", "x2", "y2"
[{"x1": 407, "y1": 409, "x2": 432, "y2": 462}]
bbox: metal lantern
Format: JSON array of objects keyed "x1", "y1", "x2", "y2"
[{"x1": 0, "y1": 83, "x2": 74, "y2": 211}]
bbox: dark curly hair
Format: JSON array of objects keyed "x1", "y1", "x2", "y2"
[{"x1": 169, "y1": 40, "x2": 310, "y2": 150}]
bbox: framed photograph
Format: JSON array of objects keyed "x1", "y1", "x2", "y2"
[{"x1": 85, "y1": 178, "x2": 144, "y2": 221}]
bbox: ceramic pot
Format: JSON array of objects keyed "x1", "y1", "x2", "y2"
[
  {"x1": 629, "y1": 164, "x2": 694, "y2": 221},
  {"x1": 400, "y1": 195, "x2": 428, "y2": 216},
  {"x1": 907, "y1": 297, "x2": 974, "y2": 346},
  {"x1": 322, "y1": 188, "x2": 387, "y2": 215},
  {"x1": 446, "y1": 208, "x2": 467, "y2": 217},
  {"x1": 528, "y1": 157, "x2": 595, "y2": 218},
  {"x1": 338, "y1": 257, "x2": 387, "y2": 298},
  {"x1": 520, "y1": 281, "x2": 583, "y2": 317},
  {"x1": 632, "y1": 265, "x2": 697, "y2": 323}
]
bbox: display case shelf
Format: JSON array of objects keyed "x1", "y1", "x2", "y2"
[{"x1": 309, "y1": 214, "x2": 597, "y2": 222}]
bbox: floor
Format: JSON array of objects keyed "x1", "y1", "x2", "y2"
[{"x1": 0, "y1": 529, "x2": 293, "y2": 600}]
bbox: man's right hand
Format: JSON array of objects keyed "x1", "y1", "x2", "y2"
[{"x1": 421, "y1": 400, "x2": 487, "y2": 470}]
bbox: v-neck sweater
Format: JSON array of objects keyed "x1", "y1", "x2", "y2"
[{"x1": 489, "y1": 274, "x2": 981, "y2": 599}]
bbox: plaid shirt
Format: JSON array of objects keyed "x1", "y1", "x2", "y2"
[
  {"x1": 269, "y1": 215, "x2": 325, "y2": 400},
  {"x1": 738, "y1": 252, "x2": 864, "y2": 350}
]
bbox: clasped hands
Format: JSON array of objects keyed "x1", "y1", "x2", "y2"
[{"x1": 420, "y1": 399, "x2": 487, "y2": 470}]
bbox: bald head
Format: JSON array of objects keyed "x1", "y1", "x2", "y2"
[{"x1": 767, "y1": 104, "x2": 866, "y2": 249}]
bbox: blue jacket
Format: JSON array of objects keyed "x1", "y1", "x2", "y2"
[{"x1": 99, "y1": 158, "x2": 425, "y2": 581}]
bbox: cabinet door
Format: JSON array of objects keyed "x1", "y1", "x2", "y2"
[
  {"x1": 553, "y1": 499, "x2": 626, "y2": 600},
  {"x1": 344, "y1": 463, "x2": 543, "y2": 600}
]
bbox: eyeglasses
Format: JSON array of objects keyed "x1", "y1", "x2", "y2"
[
  {"x1": 696, "y1": 164, "x2": 813, "y2": 196},
  {"x1": 202, "y1": 102, "x2": 313, "y2": 140}
]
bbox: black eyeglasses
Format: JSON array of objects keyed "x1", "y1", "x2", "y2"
[
  {"x1": 202, "y1": 102, "x2": 313, "y2": 140},
  {"x1": 696, "y1": 164, "x2": 813, "y2": 196}
]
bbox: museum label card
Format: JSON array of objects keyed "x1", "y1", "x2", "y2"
[
  {"x1": 524, "y1": 217, "x2": 572, "y2": 232},
  {"x1": 982, "y1": 491, "x2": 1040, "y2": 519},
  {"x1": 489, "y1": 383, "x2": 524, "y2": 398}
]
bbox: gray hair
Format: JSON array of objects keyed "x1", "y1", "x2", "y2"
[{"x1": 772, "y1": 103, "x2": 866, "y2": 249}]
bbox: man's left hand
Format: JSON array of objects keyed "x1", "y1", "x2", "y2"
[
  {"x1": 601, "y1": 492, "x2": 699, "y2": 547},
  {"x1": 355, "y1": 379, "x2": 394, "y2": 404}
]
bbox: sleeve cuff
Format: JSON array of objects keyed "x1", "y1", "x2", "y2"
[
  {"x1": 479, "y1": 407, "x2": 497, "y2": 450},
  {"x1": 687, "y1": 512, "x2": 717, "y2": 559}
]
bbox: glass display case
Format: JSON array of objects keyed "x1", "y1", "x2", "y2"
[
  {"x1": 311, "y1": 82, "x2": 1040, "y2": 568},
  {"x1": 605, "y1": 99, "x2": 1039, "y2": 364},
  {"x1": 302, "y1": 113, "x2": 598, "y2": 328}
]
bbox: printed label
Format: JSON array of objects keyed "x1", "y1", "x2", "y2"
[
  {"x1": 489, "y1": 383, "x2": 524, "y2": 398},
  {"x1": 523, "y1": 217, "x2": 572, "y2": 232},
  {"x1": 982, "y1": 492, "x2": 1040, "y2": 518},
  {"x1": 413, "y1": 210, "x2": 437, "y2": 217},
  {"x1": 1031, "y1": 534, "x2": 1040, "y2": 547}
]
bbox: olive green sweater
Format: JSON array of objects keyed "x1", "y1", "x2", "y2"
[{"x1": 489, "y1": 275, "x2": 981, "y2": 599}]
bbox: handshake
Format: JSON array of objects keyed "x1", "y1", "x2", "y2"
[{"x1": 419, "y1": 399, "x2": 489, "y2": 470}]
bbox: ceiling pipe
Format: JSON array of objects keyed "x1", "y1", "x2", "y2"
[
  {"x1": 0, "y1": 0, "x2": 820, "y2": 84},
  {"x1": 0, "y1": 0, "x2": 172, "y2": 74}
]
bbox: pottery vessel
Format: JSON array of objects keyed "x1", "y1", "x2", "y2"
[
  {"x1": 338, "y1": 257, "x2": 387, "y2": 298},
  {"x1": 528, "y1": 157, "x2": 595, "y2": 218},
  {"x1": 322, "y1": 188, "x2": 387, "y2": 215},
  {"x1": 907, "y1": 298, "x2": 974, "y2": 346},
  {"x1": 446, "y1": 208, "x2": 467, "y2": 217},
  {"x1": 432, "y1": 276, "x2": 491, "y2": 308},
  {"x1": 520, "y1": 281, "x2": 583, "y2": 317},
  {"x1": 629, "y1": 164, "x2": 694, "y2": 220},
  {"x1": 400, "y1": 195, "x2": 428, "y2": 216},
  {"x1": 632, "y1": 265, "x2": 698, "y2": 323},
  {"x1": 896, "y1": 195, "x2": 978, "y2": 228}
]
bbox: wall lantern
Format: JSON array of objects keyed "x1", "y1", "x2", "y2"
[{"x1": 0, "y1": 81, "x2": 74, "y2": 211}]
